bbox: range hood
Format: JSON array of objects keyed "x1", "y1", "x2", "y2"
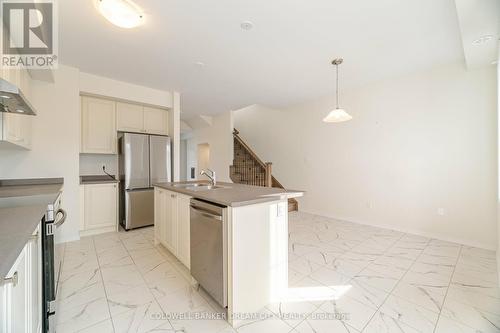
[{"x1": 0, "y1": 78, "x2": 36, "y2": 115}]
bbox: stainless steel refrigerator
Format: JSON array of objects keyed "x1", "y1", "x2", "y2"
[{"x1": 118, "y1": 132, "x2": 171, "y2": 230}]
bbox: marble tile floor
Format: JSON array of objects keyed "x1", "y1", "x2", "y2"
[{"x1": 56, "y1": 211, "x2": 500, "y2": 333}]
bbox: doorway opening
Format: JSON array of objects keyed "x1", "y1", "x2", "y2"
[{"x1": 197, "y1": 143, "x2": 210, "y2": 180}]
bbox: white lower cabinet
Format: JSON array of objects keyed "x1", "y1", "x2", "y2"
[
  {"x1": 1, "y1": 224, "x2": 42, "y2": 333},
  {"x1": 7, "y1": 247, "x2": 27, "y2": 333},
  {"x1": 164, "y1": 190, "x2": 178, "y2": 255},
  {"x1": 80, "y1": 183, "x2": 118, "y2": 236},
  {"x1": 154, "y1": 188, "x2": 191, "y2": 268}
]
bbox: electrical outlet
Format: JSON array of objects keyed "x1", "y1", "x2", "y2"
[
  {"x1": 437, "y1": 208, "x2": 445, "y2": 216},
  {"x1": 366, "y1": 202, "x2": 373, "y2": 209}
]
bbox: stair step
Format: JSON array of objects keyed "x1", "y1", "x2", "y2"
[{"x1": 233, "y1": 130, "x2": 297, "y2": 209}]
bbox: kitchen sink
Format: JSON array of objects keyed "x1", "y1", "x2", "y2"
[
  {"x1": 172, "y1": 182, "x2": 208, "y2": 188},
  {"x1": 185, "y1": 185, "x2": 227, "y2": 191}
]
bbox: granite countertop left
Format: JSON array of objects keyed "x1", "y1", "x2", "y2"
[{"x1": 0, "y1": 178, "x2": 63, "y2": 278}]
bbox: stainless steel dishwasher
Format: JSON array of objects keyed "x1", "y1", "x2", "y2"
[{"x1": 190, "y1": 199, "x2": 228, "y2": 307}]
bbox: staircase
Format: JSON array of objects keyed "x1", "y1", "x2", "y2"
[{"x1": 230, "y1": 129, "x2": 298, "y2": 212}]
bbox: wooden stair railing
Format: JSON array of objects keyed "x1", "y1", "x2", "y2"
[{"x1": 230, "y1": 129, "x2": 298, "y2": 212}]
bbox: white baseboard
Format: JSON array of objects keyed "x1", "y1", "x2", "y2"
[
  {"x1": 79, "y1": 225, "x2": 117, "y2": 238},
  {"x1": 298, "y1": 209, "x2": 497, "y2": 251}
]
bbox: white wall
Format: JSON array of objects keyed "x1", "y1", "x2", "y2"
[
  {"x1": 186, "y1": 111, "x2": 234, "y2": 182},
  {"x1": 79, "y1": 72, "x2": 173, "y2": 109},
  {"x1": 497, "y1": 58, "x2": 500, "y2": 283},
  {"x1": 79, "y1": 154, "x2": 118, "y2": 176},
  {"x1": 186, "y1": 136, "x2": 197, "y2": 180},
  {"x1": 179, "y1": 139, "x2": 187, "y2": 181},
  {"x1": 171, "y1": 93, "x2": 181, "y2": 181},
  {"x1": 0, "y1": 65, "x2": 81, "y2": 242},
  {"x1": 235, "y1": 63, "x2": 497, "y2": 250}
]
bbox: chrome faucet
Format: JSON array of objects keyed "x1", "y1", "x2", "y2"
[{"x1": 200, "y1": 169, "x2": 216, "y2": 186}]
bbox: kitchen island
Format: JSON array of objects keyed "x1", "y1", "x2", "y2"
[{"x1": 153, "y1": 181, "x2": 303, "y2": 327}]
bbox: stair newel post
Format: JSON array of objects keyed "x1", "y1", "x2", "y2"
[{"x1": 265, "y1": 162, "x2": 272, "y2": 187}]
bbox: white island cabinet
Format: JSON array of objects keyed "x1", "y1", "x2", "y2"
[
  {"x1": 154, "y1": 187, "x2": 191, "y2": 268},
  {"x1": 154, "y1": 183, "x2": 300, "y2": 328},
  {"x1": 1, "y1": 224, "x2": 42, "y2": 333}
]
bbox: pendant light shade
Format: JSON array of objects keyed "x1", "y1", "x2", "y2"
[
  {"x1": 323, "y1": 58, "x2": 352, "y2": 123},
  {"x1": 323, "y1": 108, "x2": 352, "y2": 123}
]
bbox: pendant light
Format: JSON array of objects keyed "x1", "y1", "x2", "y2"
[{"x1": 323, "y1": 58, "x2": 352, "y2": 123}]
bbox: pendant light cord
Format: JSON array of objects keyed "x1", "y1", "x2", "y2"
[{"x1": 336, "y1": 62, "x2": 340, "y2": 109}]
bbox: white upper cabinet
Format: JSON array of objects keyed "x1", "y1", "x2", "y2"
[
  {"x1": 81, "y1": 96, "x2": 169, "y2": 155},
  {"x1": 117, "y1": 102, "x2": 169, "y2": 135},
  {"x1": 144, "y1": 106, "x2": 169, "y2": 135},
  {"x1": 81, "y1": 96, "x2": 117, "y2": 154},
  {"x1": 1, "y1": 112, "x2": 32, "y2": 149},
  {"x1": 116, "y1": 102, "x2": 144, "y2": 133}
]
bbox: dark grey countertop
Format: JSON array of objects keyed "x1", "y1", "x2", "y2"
[
  {"x1": 154, "y1": 181, "x2": 303, "y2": 207},
  {"x1": 80, "y1": 175, "x2": 119, "y2": 185},
  {"x1": 0, "y1": 178, "x2": 63, "y2": 278}
]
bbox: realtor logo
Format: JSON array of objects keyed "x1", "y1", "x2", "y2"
[{"x1": 1, "y1": 0, "x2": 58, "y2": 68}]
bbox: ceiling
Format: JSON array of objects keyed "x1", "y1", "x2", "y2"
[
  {"x1": 454, "y1": 0, "x2": 499, "y2": 70},
  {"x1": 60, "y1": 0, "x2": 467, "y2": 118}
]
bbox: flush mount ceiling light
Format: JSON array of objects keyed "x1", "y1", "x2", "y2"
[
  {"x1": 472, "y1": 35, "x2": 493, "y2": 45},
  {"x1": 97, "y1": 0, "x2": 144, "y2": 29},
  {"x1": 323, "y1": 58, "x2": 352, "y2": 123}
]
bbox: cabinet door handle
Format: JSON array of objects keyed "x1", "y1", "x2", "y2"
[
  {"x1": 171, "y1": 194, "x2": 176, "y2": 198},
  {"x1": 3, "y1": 271, "x2": 18, "y2": 287}
]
